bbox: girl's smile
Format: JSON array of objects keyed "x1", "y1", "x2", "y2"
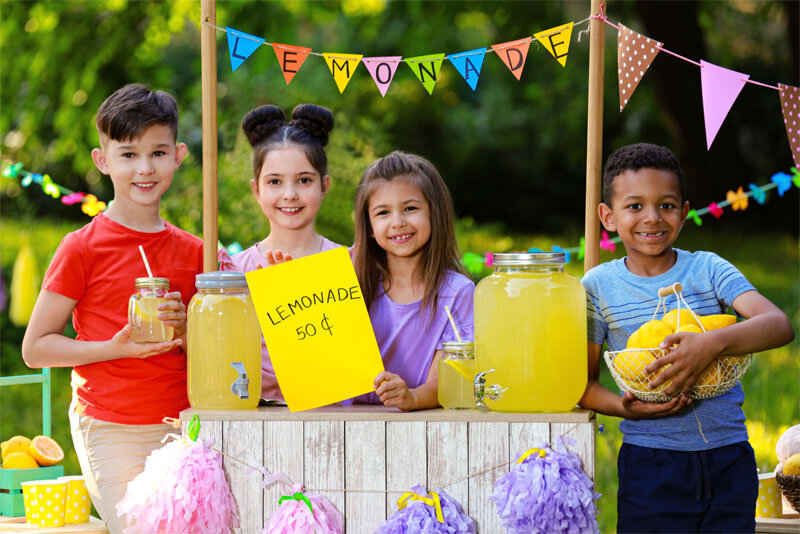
[{"x1": 368, "y1": 179, "x2": 431, "y2": 262}]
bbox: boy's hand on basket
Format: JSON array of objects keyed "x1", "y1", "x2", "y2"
[
  {"x1": 108, "y1": 324, "x2": 183, "y2": 359},
  {"x1": 644, "y1": 331, "x2": 721, "y2": 396},
  {"x1": 621, "y1": 391, "x2": 691, "y2": 420}
]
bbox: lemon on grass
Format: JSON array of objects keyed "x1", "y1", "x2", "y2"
[
  {"x1": 1, "y1": 435, "x2": 32, "y2": 461},
  {"x1": 2, "y1": 451, "x2": 38, "y2": 469},
  {"x1": 662, "y1": 309, "x2": 700, "y2": 332},
  {"x1": 29, "y1": 435, "x2": 64, "y2": 467}
]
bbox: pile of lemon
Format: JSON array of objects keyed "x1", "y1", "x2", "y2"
[
  {"x1": 1, "y1": 435, "x2": 64, "y2": 470},
  {"x1": 614, "y1": 310, "x2": 738, "y2": 395}
]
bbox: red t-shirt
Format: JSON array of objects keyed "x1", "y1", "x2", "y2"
[{"x1": 42, "y1": 214, "x2": 203, "y2": 424}]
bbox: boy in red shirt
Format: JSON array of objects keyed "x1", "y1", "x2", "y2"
[{"x1": 22, "y1": 84, "x2": 203, "y2": 532}]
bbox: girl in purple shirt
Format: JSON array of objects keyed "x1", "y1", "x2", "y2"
[{"x1": 352, "y1": 151, "x2": 474, "y2": 411}]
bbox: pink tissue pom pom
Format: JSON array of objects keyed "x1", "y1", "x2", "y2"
[
  {"x1": 264, "y1": 486, "x2": 343, "y2": 534},
  {"x1": 116, "y1": 437, "x2": 238, "y2": 534}
]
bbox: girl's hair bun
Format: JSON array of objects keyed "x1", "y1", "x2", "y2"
[
  {"x1": 289, "y1": 104, "x2": 334, "y2": 147},
  {"x1": 241, "y1": 105, "x2": 286, "y2": 147}
]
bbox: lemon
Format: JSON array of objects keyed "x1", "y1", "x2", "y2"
[
  {"x1": 662, "y1": 309, "x2": 700, "y2": 332},
  {"x1": 614, "y1": 350, "x2": 655, "y2": 383},
  {"x1": 699, "y1": 314, "x2": 737, "y2": 331},
  {"x1": 636, "y1": 320, "x2": 674, "y2": 349},
  {"x1": 29, "y1": 435, "x2": 64, "y2": 467},
  {"x1": 625, "y1": 330, "x2": 641, "y2": 349},
  {"x1": 1, "y1": 435, "x2": 32, "y2": 461},
  {"x1": 783, "y1": 453, "x2": 800, "y2": 476},
  {"x1": 2, "y1": 451, "x2": 38, "y2": 469},
  {"x1": 677, "y1": 324, "x2": 703, "y2": 334},
  {"x1": 695, "y1": 362, "x2": 721, "y2": 387}
]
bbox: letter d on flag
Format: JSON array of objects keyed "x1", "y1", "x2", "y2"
[{"x1": 227, "y1": 27, "x2": 265, "y2": 72}]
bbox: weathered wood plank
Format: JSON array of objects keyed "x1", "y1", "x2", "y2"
[
  {"x1": 427, "y1": 422, "x2": 469, "y2": 518},
  {"x1": 552, "y1": 422, "x2": 595, "y2": 480},
  {"x1": 223, "y1": 421, "x2": 263, "y2": 534},
  {"x1": 509, "y1": 422, "x2": 550, "y2": 461},
  {"x1": 262, "y1": 421, "x2": 303, "y2": 528},
  {"x1": 385, "y1": 421, "x2": 427, "y2": 518},
  {"x1": 345, "y1": 421, "x2": 386, "y2": 533},
  {"x1": 468, "y1": 422, "x2": 508, "y2": 533},
  {"x1": 304, "y1": 421, "x2": 345, "y2": 527}
]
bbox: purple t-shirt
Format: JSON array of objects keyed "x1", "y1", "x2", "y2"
[
  {"x1": 218, "y1": 237, "x2": 342, "y2": 400},
  {"x1": 353, "y1": 270, "x2": 475, "y2": 404}
]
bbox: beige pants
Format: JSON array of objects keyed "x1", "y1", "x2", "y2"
[{"x1": 69, "y1": 403, "x2": 172, "y2": 534}]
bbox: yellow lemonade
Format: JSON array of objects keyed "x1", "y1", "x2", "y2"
[
  {"x1": 474, "y1": 253, "x2": 587, "y2": 412},
  {"x1": 187, "y1": 273, "x2": 262, "y2": 409},
  {"x1": 438, "y1": 355, "x2": 475, "y2": 409},
  {"x1": 128, "y1": 278, "x2": 173, "y2": 343}
]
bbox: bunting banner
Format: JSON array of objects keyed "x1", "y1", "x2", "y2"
[
  {"x1": 616, "y1": 23, "x2": 662, "y2": 111},
  {"x1": 533, "y1": 22, "x2": 574, "y2": 67},
  {"x1": 405, "y1": 53, "x2": 446, "y2": 95},
  {"x1": 362, "y1": 56, "x2": 402, "y2": 97},
  {"x1": 491, "y1": 37, "x2": 533, "y2": 81},
  {"x1": 323, "y1": 52, "x2": 363, "y2": 93},
  {"x1": 447, "y1": 47, "x2": 487, "y2": 91},
  {"x1": 226, "y1": 27, "x2": 265, "y2": 72},
  {"x1": 700, "y1": 60, "x2": 749, "y2": 150},
  {"x1": 778, "y1": 83, "x2": 800, "y2": 170},
  {"x1": 272, "y1": 43, "x2": 312, "y2": 85}
]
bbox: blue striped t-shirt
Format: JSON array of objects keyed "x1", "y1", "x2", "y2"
[{"x1": 582, "y1": 249, "x2": 755, "y2": 451}]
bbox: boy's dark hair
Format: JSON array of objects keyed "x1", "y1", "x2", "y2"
[
  {"x1": 602, "y1": 143, "x2": 686, "y2": 205},
  {"x1": 95, "y1": 84, "x2": 179, "y2": 144}
]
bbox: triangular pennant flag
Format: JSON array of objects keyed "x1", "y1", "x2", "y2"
[
  {"x1": 700, "y1": 60, "x2": 749, "y2": 150},
  {"x1": 272, "y1": 43, "x2": 312, "y2": 85},
  {"x1": 617, "y1": 23, "x2": 662, "y2": 111},
  {"x1": 362, "y1": 56, "x2": 402, "y2": 97},
  {"x1": 226, "y1": 27, "x2": 265, "y2": 72},
  {"x1": 491, "y1": 37, "x2": 532, "y2": 81},
  {"x1": 446, "y1": 47, "x2": 487, "y2": 91},
  {"x1": 405, "y1": 53, "x2": 445, "y2": 95},
  {"x1": 778, "y1": 83, "x2": 800, "y2": 170},
  {"x1": 323, "y1": 53, "x2": 363, "y2": 93},
  {"x1": 533, "y1": 22, "x2": 574, "y2": 67}
]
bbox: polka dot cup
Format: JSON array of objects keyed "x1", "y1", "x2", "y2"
[
  {"x1": 58, "y1": 475, "x2": 91, "y2": 524},
  {"x1": 756, "y1": 473, "x2": 782, "y2": 518},
  {"x1": 20, "y1": 479, "x2": 67, "y2": 528}
]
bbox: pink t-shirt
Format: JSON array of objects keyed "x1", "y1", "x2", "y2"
[{"x1": 218, "y1": 238, "x2": 342, "y2": 400}]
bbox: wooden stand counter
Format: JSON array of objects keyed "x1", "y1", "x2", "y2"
[{"x1": 180, "y1": 406, "x2": 595, "y2": 534}]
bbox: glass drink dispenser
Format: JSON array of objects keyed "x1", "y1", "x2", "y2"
[
  {"x1": 187, "y1": 271, "x2": 262, "y2": 409},
  {"x1": 474, "y1": 252, "x2": 587, "y2": 412}
]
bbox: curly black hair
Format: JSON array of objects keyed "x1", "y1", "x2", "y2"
[{"x1": 602, "y1": 143, "x2": 686, "y2": 206}]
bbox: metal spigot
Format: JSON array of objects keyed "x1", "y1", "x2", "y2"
[
  {"x1": 474, "y1": 369, "x2": 505, "y2": 407},
  {"x1": 230, "y1": 361, "x2": 250, "y2": 399}
]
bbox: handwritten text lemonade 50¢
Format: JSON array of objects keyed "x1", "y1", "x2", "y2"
[{"x1": 265, "y1": 285, "x2": 362, "y2": 325}]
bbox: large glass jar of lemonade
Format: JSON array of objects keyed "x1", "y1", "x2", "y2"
[
  {"x1": 474, "y1": 252, "x2": 587, "y2": 412},
  {"x1": 438, "y1": 341, "x2": 476, "y2": 409},
  {"x1": 128, "y1": 277, "x2": 173, "y2": 343},
  {"x1": 187, "y1": 271, "x2": 262, "y2": 409}
]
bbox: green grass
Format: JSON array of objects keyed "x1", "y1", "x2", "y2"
[{"x1": 0, "y1": 216, "x2": 797, "y2": 533}]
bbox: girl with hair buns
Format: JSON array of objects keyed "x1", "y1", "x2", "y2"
[{"x1": 219, "y1": 103, "x2": 342, "y2": 401}]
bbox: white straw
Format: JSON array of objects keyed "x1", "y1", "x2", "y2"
[
  {"x1": 138, "y1": 245, "x2": 154, "y2": 278},
  {"x1": 444, "y1": 305, "x2": 462, "y2": 343}
]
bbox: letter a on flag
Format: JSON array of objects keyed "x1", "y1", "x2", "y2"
[
  {"x1": 406, "y1": 53, "x2": 445, "y2": 95},
  {"x1": 272, "y1": 43, "x2": 312, "y2": 85},
  {"x1": 323, "y1": 53, "x2": 363, "y2": 93},
  {"x1": 700, "y1": 60, "x2": 749, "y2": 149},
  {"x1": 534, "y1": 22, "x2": 574, "y2": 67},
  {"x1": 491, "y1": 37, "x2": 533, "y2": 81},
  {"x1": 362, "y1": 56, "x2": 402, "y2": 97},
  {"x1": 447, "y1": 47, "x2": 487, "y2": 91},
  {"x1": 227, "y1": 27, "x2": 265, "y2": 72}
]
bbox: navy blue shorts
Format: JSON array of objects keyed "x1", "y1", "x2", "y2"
[{"x1": 617, "y1": 441, "x2": 758, "y2": 533}]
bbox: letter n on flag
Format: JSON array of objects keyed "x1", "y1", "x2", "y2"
[
  {"x1": 272, "y1": 43, "x2": 312, "y2": 85},
  {"x1": 323, "y1": 53, "x2": 363, "y2": 93},
  {"x1": 405, "y1": 53, "x2": 445, "y2": 95},
  {"x1": 491, "y1": 37, "x2": 532, "y2": 80},
  {"x1": 226, "y1": 27, "x2": 265, "y2": 72},
  {"x1": 362, "y1": 56, "x2": 402, "y2": 97}
]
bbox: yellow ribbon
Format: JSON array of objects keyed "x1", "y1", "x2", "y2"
[
  {"x1": 397, "y1": 490, "x2": 444, "y2": 523},
  {"x1": 516, "y1": 447, "x2": 547, "y2": 464}
]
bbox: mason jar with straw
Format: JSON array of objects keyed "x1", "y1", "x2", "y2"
[
  {"x1": 127, "y1": 245, "x2": 173, "y2": 343},
  {"x1": 437, "y1": 305, "x2": 476, "y2": 409}
]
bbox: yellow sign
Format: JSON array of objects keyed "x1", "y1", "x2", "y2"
[{"x1": 245, "y1": 247, "x2": 384, "y2": 411}]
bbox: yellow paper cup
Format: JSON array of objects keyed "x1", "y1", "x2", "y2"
[
  {"x1": 755, "y1": 473, "x2": 782, "y2": 518},
  {"x1": 58, "y1": 475, "x2": 91, "y2": 524},
  {"x1": 20, "y1": 479, "x2": 67, "y2": 527}
]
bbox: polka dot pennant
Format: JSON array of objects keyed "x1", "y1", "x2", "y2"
[
  {"x1": 617, "y1": 23, "x2": 662, "y2": 112},
  {"x1": 779, "y1": 83, "x2": 800, "y2": 170}
]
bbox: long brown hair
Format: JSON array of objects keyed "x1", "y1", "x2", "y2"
[{"x1": 353, "y1": 151, "x2": 464, "y2": 314}]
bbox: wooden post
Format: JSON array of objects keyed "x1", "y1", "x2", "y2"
[
  {"x1": 201, "y1": 0, "x2": 218, "y2": 273},
  {"x1": 584, "y1": 0, "x2": 605, "y2": 273}
]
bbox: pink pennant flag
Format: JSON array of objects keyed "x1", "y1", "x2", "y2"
[
  {"x1": 778, "y1": 83, "x2": 800, "y2": 170},
  {"x1": 617, "y1": 23, "x2": 662, "y2": 111},
  {"x1": 362, "y1": 56, "x2": 402, "y2": 97},
  {"x1": 700, "y1": 60, "x2": 749, "y2": 150}
]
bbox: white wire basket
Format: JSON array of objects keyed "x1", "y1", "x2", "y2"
[{"x1": 604, "y1": 283, "x2": 752, "y2": 402}]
